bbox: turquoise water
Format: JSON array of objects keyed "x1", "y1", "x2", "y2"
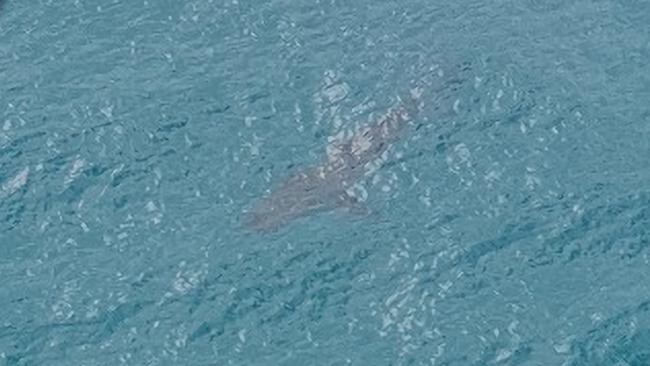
[{"x1": 1, "y1": 1, "x2": 649, "y2": 365}]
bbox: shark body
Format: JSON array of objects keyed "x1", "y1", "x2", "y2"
[{"x1": 243, "y1": 87, "x2": 423, "y2": 232}]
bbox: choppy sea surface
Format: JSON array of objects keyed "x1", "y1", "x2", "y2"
[{"x1": 1, "y1": 1, "x2": 649, "y2": 365}]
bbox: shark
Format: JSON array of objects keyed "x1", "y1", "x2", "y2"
[{"x1": 242, "y1": 84, "x2": 426, "y2": 232}]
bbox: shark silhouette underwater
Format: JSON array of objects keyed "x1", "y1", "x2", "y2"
[{"x1": 242, "y1": 85, "x2": 426, "y2": 232}]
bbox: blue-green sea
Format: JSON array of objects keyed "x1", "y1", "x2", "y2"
[{"x1": 1, "y1": 1, "x2": 649, "y2": 365}]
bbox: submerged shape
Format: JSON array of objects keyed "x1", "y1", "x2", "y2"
[{"x1": 243, "y1": 86, "x2": 424, "y2": 232}]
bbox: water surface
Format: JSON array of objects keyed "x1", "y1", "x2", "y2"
[{"x1": 1, "y1": 1, "x2": 649, "y2": 365}]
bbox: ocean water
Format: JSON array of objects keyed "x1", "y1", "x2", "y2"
[{"x1": 1, "y1": 0, "x2": 649, "y2": 365}]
